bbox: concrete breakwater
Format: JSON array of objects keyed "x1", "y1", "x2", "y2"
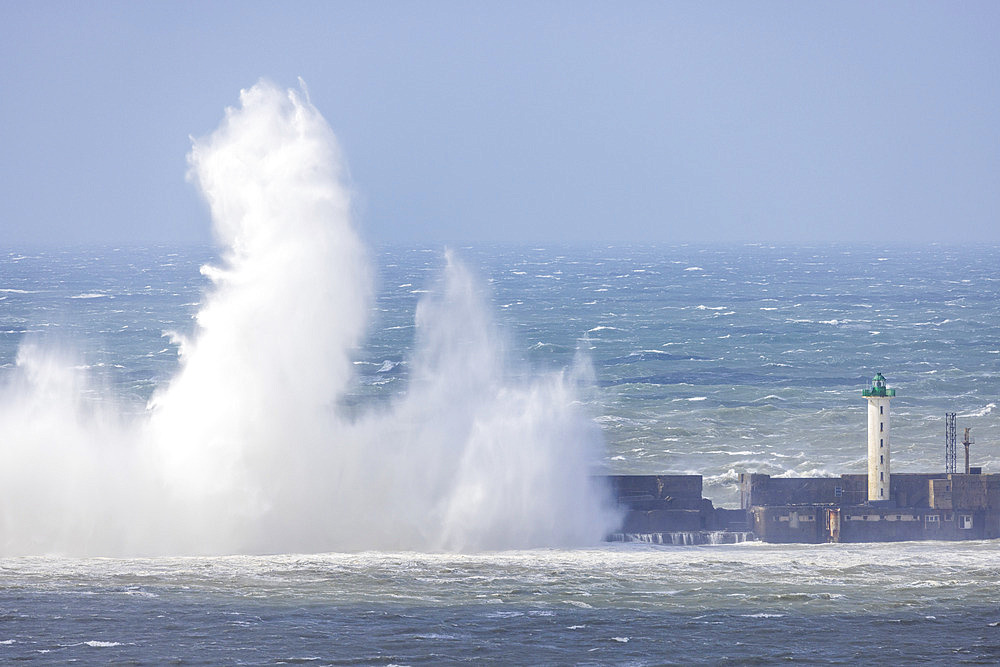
[
  {"x1": 605, "y1": 474, "x2": 750, "y2": 544},
  {"x1": 606, "y1": 472, "x2": 1000, "y2": 544},
  {"x1": 607, "y1": 530, "x2": 753, "y2": 546}
]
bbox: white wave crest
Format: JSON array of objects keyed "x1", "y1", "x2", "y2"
[{"x1": 959, "y1": 403, "x2": 995, "y2": 418}]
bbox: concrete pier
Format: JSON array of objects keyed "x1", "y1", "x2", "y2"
[{"x1": 604, "y1": 472, "x2": 1000, "y2": 544}]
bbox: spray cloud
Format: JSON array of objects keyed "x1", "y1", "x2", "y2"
[{"x1": 0, "y1": 81, "x2": 617, "y2": 556}]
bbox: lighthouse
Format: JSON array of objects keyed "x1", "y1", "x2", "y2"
[{"x1": 863, "y1": 372, "x2": 895, "y2": 503}]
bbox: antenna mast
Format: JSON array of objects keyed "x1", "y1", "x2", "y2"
[
  {"x1": 963, "y1": 427, "x2": 975, "y2": 474},
  {"x1": 945, "y1": 412, "x2": 957, "y2": 474}
]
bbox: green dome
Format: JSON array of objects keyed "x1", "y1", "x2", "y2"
[{"x1": 862, "y1": 372, "x2": 895, "y2": 397}]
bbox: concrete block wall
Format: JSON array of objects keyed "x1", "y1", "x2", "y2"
[
  {"x1": 620, "y1": 509, "x2": 705, "y2": 533},
  {"x1": 839, "y1": 507, "x2": 988, "y2": 542},
  {"x1": 608, "y1": 475, "x2": 703, "y2": 502},
  {"x1": 750, "y1": 506, "x2": 823, "y2": 543}
]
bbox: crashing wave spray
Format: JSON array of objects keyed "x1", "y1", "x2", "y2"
[
  {"x1": 0, "y1": 80, "x2": 617, "y2": 556},
  {"x1": 350, "y1": 254, "x2": 616, "y2": 551},
  {"x1": 143, "y1": 81, "x2": 372, "y2": 553}
]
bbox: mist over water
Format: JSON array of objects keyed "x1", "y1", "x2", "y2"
[{"x1": 0, "y1": 81, "x2": 616, "y2": 556}]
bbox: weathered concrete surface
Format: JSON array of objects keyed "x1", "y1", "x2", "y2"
[
  {"x1": 605, "y1": 472, "x2": 1000, "y2": 544},
  {"x1": 606, "y1": 475, "x2": 745, "y2": 537},
  {"x1": 740, "y1": 472, "x2": 1000, "y2": 543}
]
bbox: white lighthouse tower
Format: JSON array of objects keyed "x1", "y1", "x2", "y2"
[{"x1": 863, "y1": 372, "x2": 895, "y2": 503}]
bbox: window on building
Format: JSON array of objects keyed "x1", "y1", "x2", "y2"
[
  {"x1": 880, "y1": 471, "x2": 884, "y2": 481},
  {"x1": 926, "y1": 514, "x2": 939, "y2": 524},
  {"x1": 880, "y1": 422, "x2": 884, "y2": 432},
  {"x1": 880, "y1": 439, "x2": 883, "y2": 447},
  {"x1": 834, "y1": 486, "x2": 843, "y2": 497},
  {"x1": 960, "y1": 515, "x2": 973, "y2": 529},
  {"x1": 879, "y1": 488, "x2": 884, "y2": 498},
  {"x1": 944, "y1": 513, "x2": 954, "y2": 521},
  {"x1": 880, "y1": 405, "x2": 883, "y2": 414},
  {"x1": 880, "y1": 455, "x2": 884, "y2": 464}
]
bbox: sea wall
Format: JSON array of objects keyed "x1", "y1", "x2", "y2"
[
  {"x1": 606, "y1": 475, "x2": 746, "y2": 535},
  {"x1": 606, "y1": 473, "x2": 1000, "y2": 544}
]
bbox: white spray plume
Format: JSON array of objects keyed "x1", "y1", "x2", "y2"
[
  {"x1": 0, "y1": 80, "x2": 617, "y2": 556},
  {"x1": 144, "y1": 81, "x2": 372, "y2": 552},
  {"x1": 350, "y1": 254, "x2": 617, "y2": 551}
]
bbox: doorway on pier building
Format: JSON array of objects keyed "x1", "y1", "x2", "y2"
[{"x1": 825, "y1": 508, "x2": 841, "y2": 543}]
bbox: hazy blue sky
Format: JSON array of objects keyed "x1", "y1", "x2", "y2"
[{"x1": 1, "y1": 1, "x2": 997, "y2": 247}]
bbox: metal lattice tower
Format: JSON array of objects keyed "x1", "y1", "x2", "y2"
[{"x1": 945, "y1": 412, "x2": 957, "y2": 474}]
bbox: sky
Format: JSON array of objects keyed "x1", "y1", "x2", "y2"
[{"x1": 1, "y1": 1, "x2": 998, "y2": 247}]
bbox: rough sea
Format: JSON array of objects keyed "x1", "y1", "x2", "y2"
[{"x1": 1, "y1": 243, "x2": 998, "y2": 663}]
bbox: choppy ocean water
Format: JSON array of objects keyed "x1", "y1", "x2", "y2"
[
  {"x1": 4, "y1": 544, "x2": 1000, "y2": 664},
  {"x1": 2, "y1": 243, "x2": 999, "y2": 663}
]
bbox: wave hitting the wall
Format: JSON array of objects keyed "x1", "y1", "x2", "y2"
[{"x1": 0, "y1": 81, "x2": 617, "y2": 556}]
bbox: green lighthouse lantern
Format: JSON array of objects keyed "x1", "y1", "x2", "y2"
[{"x1": 863, "y1": 372, "x2": 896, "y2": 398}]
